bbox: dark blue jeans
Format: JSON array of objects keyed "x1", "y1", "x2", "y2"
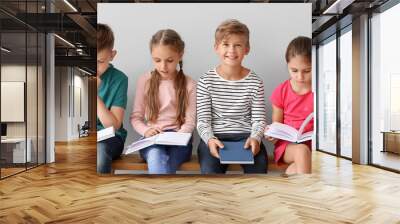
[
  {"x1": 198, "y1": 133, "x2": 268, "y2": 174},
  {"x1": 97, "y1": 135, "x2": 124, "y2": 174}
]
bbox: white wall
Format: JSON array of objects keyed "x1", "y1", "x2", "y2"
[
  {"x1": 1, "y1": 65, "x2": 26, "y2": 81},
  {"x1": 55, "y1": 67, "x2": 68, "y2": 141},
  {"x1": 1, "y1": 65, "x2": 26, "y2": 142},
  {"x1": 72, "y1": 71, "x2": 89, "y2": 138},
  {"x1": 98, "y1": 3, "x2": 311, "y2": 154},
  {"x1": 1, "y1": 66, "x2": 25, "y2": 124},
  {"x1": 1, "y1": 64, "x2": 46, "y2": 163},
  {"x1": 54, "y1": 67, "x2": 89, "y2": 141},
  {"x1": 1, "y1": 65, "x2": 34, "y2": 138}
]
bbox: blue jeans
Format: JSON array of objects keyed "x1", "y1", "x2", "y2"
[
  {"x1": 140, "y1": 142, "x2": 192, "y2": 174},
  {"x1": 97, "y1": 136, "x2": 124, "y2": 174},
  {"x1": 198, "y1": 133, "x2": 268, "y2": 174}
]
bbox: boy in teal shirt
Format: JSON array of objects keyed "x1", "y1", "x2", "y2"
[{"x1": 97, "y1": 23, "x2": 128, "y2": 174}]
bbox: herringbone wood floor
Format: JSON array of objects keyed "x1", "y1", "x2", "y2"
[{"x1": 1, "y1": 135, "x2": 400, "y2": 223}]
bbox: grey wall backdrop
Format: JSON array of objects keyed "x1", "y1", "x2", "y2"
[{"x1": 98, "y1": 3, "x2": 312, "y2": 155}]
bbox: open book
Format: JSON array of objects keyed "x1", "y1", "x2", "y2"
[
  {"x1": 97, "y1": 126, "x2": 115, "y2": 142},
  {"x1": 264, "y1": 113, "x2": 314, "y2": 143},
  {"x1": 124, "y1": 132, "x2": 192, "y2": 155}
]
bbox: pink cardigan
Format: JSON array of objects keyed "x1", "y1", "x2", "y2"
[{"x1": 130, "y1": 72, "x2": 197, "y2": 136}]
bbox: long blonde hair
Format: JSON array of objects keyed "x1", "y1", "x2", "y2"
[{"x1": 146, "y1": 29, "x2": 188, "y2": 127}]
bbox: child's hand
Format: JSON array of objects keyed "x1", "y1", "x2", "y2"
[
  {"x1": 244, "y1": 137, "x2": 260, "y2": 156},
  {"x1": 264, "y1": 125, "x2": 278, "y2": 144},
  {"x1": 208, "y1": 138, "x2": 224, "y2": 159},
  {"x1": 144, "y1": 127, "x2": 162, "y2": 138}
]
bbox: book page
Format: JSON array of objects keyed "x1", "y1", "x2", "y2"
[
  {"x1": 298, "y1": 112, "x2": 314, "y2": 136},
  {"x1": 155, "y1": 132, "x2": 191, "y2": 146},
  {"x1": 97, "y1": 126, "x2": 115, "y2": 142},
  {"x1": 265, "y1": 122, "x2": 298, "y2": 142},
  {"x1": 124, "y1": 136, "x2": 156, "y2": 154},
  {"x1": 298, "y1": 131, "x2": 313, "y2": 143}
]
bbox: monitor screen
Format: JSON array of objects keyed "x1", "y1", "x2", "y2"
[{"x1": 1, "y1": 123, "x2": 7, "y2": 137}]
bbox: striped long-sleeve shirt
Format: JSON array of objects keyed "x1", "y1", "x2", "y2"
[{"x1": 196, "y1": 69, "x2": 266, "y2": 144}]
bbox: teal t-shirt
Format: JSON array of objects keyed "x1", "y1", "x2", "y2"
[{"x1": 97, "y1": 64, "x2": 128, "y2": 142}]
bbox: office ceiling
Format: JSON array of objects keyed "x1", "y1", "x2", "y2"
[
  {"x1": 0, "y1": 0, "x2": 391, "y2": 75},
  {"x1": 0, "y1": 0, "x2": 98, "y2": 74}
]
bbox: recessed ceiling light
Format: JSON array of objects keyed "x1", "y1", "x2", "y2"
[
  {"x1": 78, "y1": 67, "x2": 93, "y2": 76},
  {"x1": 323, "y1": 0, "x2": 355, "y2": 15},
  {"x1": 1, "y1": 47, "x2": 11, "y2": 53},
  {"x1": 63, "y1": 0, "x2": 78, "y2": 12},
  {"x1": 54, "y1": 34, "x2": 75, "y2": 48}
]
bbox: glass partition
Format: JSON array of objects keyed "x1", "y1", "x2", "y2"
[
  {"x1": 339, "y1": 27, "x2": 352, "y2": 158},
  {"x1": 317, "y1": 35, "x2": 337, "y2": 155},
  {"x1": 0, "y1": 1, "x2": 46, "y2": 179},
  {"x1": 370, "y1": 3, "x2": 400, "y2": 171},
  {"x1": 1, "y1": 31, "x2": 28, "y2": 178}
]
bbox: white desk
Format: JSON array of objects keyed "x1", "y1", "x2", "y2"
[{"x1": 1, "y1": 138, "x2": 31, "y2": 163}]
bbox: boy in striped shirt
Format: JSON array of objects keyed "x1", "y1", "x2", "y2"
[{"x1": 197, "y1": 19, "x2": 267, "y2": 174}]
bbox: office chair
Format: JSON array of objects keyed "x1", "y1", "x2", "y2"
[{"x1": 79, "y1": 121, "x2": 90, "y2": 138}]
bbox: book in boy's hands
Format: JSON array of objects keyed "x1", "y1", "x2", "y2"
[
  {"x1": 219, "y1": 140, "x2": 254, "y2": 164},
  {"x1": 97, "y1": 126, "x2": 115, "y2": 142},
  {"x1": 264, "y1": 112, "x2": 314, "y2": 143},
  {"x1": 124, "y1": 132, "x2": 192, "y2": 155}
]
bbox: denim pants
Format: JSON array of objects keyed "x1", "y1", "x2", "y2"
[
  {"x1": 140, "y1": 141, "x2": 192, "y2": 174},
  {"x1": 197, "y1": 133, "x2": 268, "y2": 174},
  {"x1": 97, "y1": 135, "x2": 124, "y2": 174}
]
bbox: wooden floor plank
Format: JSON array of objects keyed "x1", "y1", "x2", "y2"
[{"x1": 0, "y1": 135, "x2": 400, "y2": 223}]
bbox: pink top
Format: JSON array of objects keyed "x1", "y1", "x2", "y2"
[
  {"x1": 130, "y1": 72, "x2": 197, "y2": 136},
  {"x1": 270, "y1": 79, "x2": 314, "y2": 162},
  {"x1": 270, "y1": 79, "x2": 314, "y2": 135}
]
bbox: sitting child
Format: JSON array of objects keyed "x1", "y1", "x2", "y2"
[
  {"x1": 266, "y1": 36, "x2": 313, "y2": 175},
  {"x1": 130, "y1": 29, "x2": 196, "y2": 174},
  {"x1": 197, "y1": 19, "x2": 268, "y2": 174},
  {"x1": 97, "y1": 23, "x2": 128, "y2": 174}
]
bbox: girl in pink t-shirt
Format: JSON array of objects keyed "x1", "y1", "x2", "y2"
[
  {"x1": 266, "y1": 36, "x2": 313, "y2": 175},
  {"x1": 130, "y1": 29, "x2": 196, "y2": 174}
]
